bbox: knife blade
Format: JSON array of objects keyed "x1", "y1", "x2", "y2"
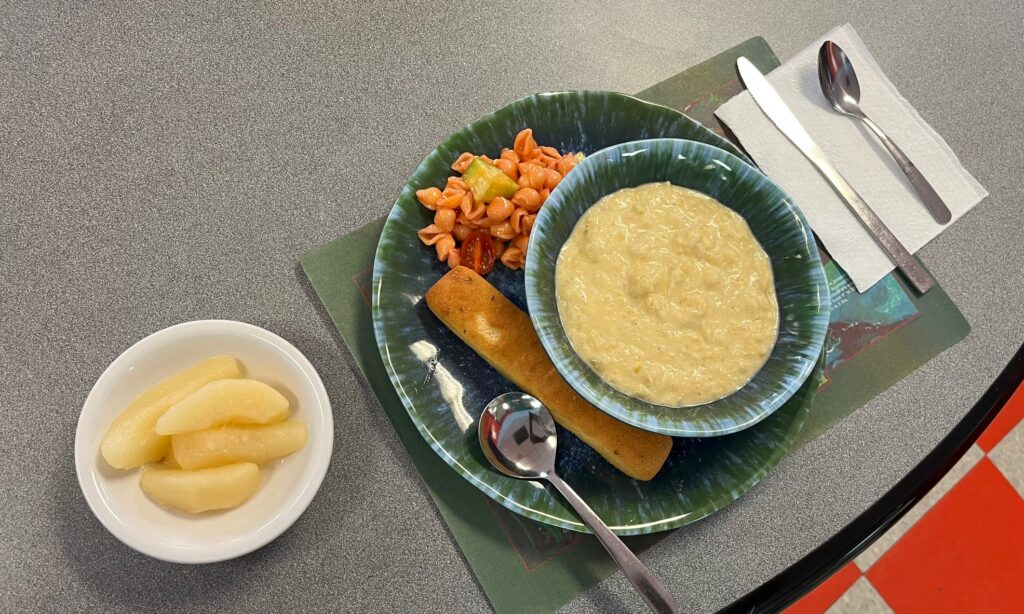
[{"x1": 735, "y1": 57, "x2": 933, "y2": 294}]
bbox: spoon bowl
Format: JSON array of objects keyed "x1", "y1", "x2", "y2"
[
  {"x1": 479, "y1": 393, "x2": 557, "y2": 480},
  {"x1": 817, "y1": 40, "x2": 952, "y2": 224},
  {"x1": 818, "y1": 40, "x2": 863, "y2": 116},
  {"x1": 478, "y1": 393, "x2": 679, "y2": 613}
]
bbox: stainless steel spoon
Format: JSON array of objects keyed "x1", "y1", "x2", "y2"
[
  {"x1": 817, "y1": 40, "x2": 952, "y2": 224},
  {"x1": 479, "y1": 393, "x2": 679, "y2": 614}
]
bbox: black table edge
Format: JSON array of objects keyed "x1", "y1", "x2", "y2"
[{"x1": 722, "y1": 340, "x2": 1024, "y2": 613}]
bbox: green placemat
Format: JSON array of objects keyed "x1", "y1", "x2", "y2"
[{"x1": 300, "y1": 38, "x2": 969, "y2": 614}]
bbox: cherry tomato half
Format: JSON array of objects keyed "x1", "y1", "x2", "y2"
[{"x1": 460, "y1": 230, "x2": 497, "y2": 275}]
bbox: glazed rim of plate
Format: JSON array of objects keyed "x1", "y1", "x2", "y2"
[{"x1": 370, "y1": 92, "x2": 823, "y2": 534}]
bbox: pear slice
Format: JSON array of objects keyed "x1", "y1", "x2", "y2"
[
  {"x1": 140, "y1": 462, "x2": 261, "y2": 513},
  {"x1": 155, "y1": 379, "x2": 289, "y2": 435},
  {"x1": 100, "y1": 356, "x2": 242, "y2": 469},
  {"x1": 171, "y1": 421, "x2": 308, "y2": 470}
]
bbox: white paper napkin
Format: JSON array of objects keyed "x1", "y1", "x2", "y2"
[{"x1": 715, "y1": 23, "x2": 987, "y2": 291}]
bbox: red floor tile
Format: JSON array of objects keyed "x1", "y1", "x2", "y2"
[
  {"x1": 867, "y1": 458, "x2": 1024, "y2": 613},
  {"x1": 783, "y1": 562, "x2": 861, "y2": 614},
  {"x1": 978, "y1": 380, "x2": 1024, "y2": 452}
]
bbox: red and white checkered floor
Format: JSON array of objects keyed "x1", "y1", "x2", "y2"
[{"x1": 785, "y1": 382, "x2": 1024, "y2": 613}]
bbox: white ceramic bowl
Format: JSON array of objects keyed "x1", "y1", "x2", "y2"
[{"x1": 74, "y1": 320, "x2": 333, "y2": 564}]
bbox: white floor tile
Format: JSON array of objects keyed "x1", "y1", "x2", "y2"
[
  {"x1": 989, "y1": 418, "x2": 1024, "y2": 498},
  {"x1": 853, "y1": 444, "x2": 984, "y2": 571},
  {"x1": 826, "y1": 577, "x2": 894, "y2": 614}
]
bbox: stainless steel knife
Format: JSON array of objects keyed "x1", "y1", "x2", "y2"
[{"x1": 735, "y1": 57, "x2": 934, "y2": 294}]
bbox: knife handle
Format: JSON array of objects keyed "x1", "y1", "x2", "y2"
[{"x1": 807, "y1": 145, "x2": 935, "y2": 293}]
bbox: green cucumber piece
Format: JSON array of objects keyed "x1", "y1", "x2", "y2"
[{"x1": 462, "y1": 157, "x2": 519, "y2": 203}]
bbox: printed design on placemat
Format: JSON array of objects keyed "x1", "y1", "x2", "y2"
[
  {"x1": 819, "y1": 254, "x2": 919, "y2": 387},
  {"x1": 681, "y1": 80, "x2": 745, "y2": 135},
  {"x1": 482, "y1": 494, "x2": 582, "y2": 572},
  {"x1": 353, "y1": 267, "x2": 374, "y2": 305}
]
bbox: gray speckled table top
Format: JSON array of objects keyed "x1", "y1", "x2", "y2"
[{"x1": 2, "y1": 2, "x2": 1022, "y2": 612}]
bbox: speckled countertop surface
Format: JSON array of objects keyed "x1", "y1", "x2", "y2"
[{"x1": 2, "y1": 2, "x2": 1022, "y2": 612}]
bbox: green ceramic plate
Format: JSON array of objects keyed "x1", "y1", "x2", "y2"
[
  {"x1": 372, "y1": 91, "x2": 824, "y2": 534},
  {"x1": 526, "y1": 139, "x2": 831, "y2": 436}
]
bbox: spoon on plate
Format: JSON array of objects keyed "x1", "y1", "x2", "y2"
[
  {"x1": 817, "y1": 40, "x2": 952, "y2": 224},
  {"x1": 479, "y1": 392, "x2": 679, "y2": 614}
]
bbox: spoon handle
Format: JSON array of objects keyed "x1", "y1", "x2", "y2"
[
  {"x1": 859, "y1": 114, "x2": 953, "y2": 224},
  {"x1": 546, "y1": 472, "x2": 679, "y2": 614}
]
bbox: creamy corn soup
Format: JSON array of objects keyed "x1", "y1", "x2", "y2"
[{"x1": 555, "y1": 182, "x2": 779, "y2": 407}]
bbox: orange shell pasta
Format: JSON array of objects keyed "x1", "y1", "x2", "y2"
[
  {"x1": 512, "y1": 188, "x2": 542, "y2": 213},
  {"x1": 434, "y1": 234, "x2": 456, "y2": 261},
  {"x1": 459, "y1": 191, "x2": 476, "y2": 215},
  {"x1": 419, "y1": 129, "x2": 580, "y2": 273},
  {"x1": 437, "y1": 192, "x2": 464, "y2": 210},
  {"x1": 486, "y1": 196, "x2": 514, "y2": 223},
  {"x1": 542, "y1": 168, "x2": 562, "y2": 190},
  {"x1": 461, "y1": 198, "x2": 486, "y2": 221},
  {"x1": 521, "y1": 214, "x2": 537, "y2": 236},
  {"x1": 513, "y1": 129, "x2": 537, "y2": 158},
  {"x1": 416, "y1": 187, "x2": 442, "y2": 210},
  {"x1": 494, "y1": 158, "x2": 518, "y2": 180},
  {"x1": 511, "y1": 234, "x2": 530, "y2": 255},
  {"x1": 456, "y1": 211, "x2": 480, "y2": 228},
  {"x1": 520, "y1": 164, "x2": 548, "y2": 191},
  {"x1": 452, "y1": 223, "x2": 472, "y2": 243},
  {"x1": 558, "y1": 154, "x2": 578, "y2": 176},
  {"x1": 500, "y1": 247, "x2": 525, "y2": 270},
  {"x1": 434, "y1": 208, "x2": 456, "y2": 232},
  {"x1": 451, "y1": 153, "x2": 474, "y2": 173},
  {"x1": 417, "y1": 225, "x2": 447, "y2": 246},
  {"x1": 509, "y1": 208, "x2": 528, "y2": 234},
  {"x1": 474, "y1": 215, "x2": 498, "y2": 228},
  {"x1": 490, "y1": 221, "x2": 517, "y2": 241},
  {"x1": 446, "y1": 176, "x2": 468, "y2": 192},
  {"x1": 493, "y1": 239, "x2": 507, "y2": 259}
]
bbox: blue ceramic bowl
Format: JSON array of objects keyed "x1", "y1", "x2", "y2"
[{"x1": 525, "y1": 138, "x2": 830, "y2": 436}]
